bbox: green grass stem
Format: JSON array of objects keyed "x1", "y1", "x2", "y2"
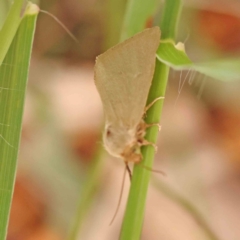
[{"x1": 119, "y1": 1, "x2": 182, "y2": 239}]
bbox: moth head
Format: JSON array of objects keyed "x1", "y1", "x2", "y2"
[{"x1": 103, "y1": 123, "x2": 137, "y2": 159}]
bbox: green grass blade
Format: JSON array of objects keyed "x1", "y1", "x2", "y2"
[
  {"x1": 193, "y1": 59, "x2": 240, "y2": 81},
  {"x1": 0, "y1": 0, "x2": 11, "y2": 27},
  {"x1": 67, "y1": 144, "x2": 104, "y2": 240},
  {"x1": 156, "y1": 40, "x2": 240, "y2": 81},
  {"x1": 157, "y1": 40, "x2": 192, "y2": 67},
  {"x1": 0, "y1": 4, "x2": 38, "y2": 240},
  {"x1": 119, "y1": 0, "x2": 182, "y2": 239},
  {"x1": 120, "y1": 0, "x2": 159, "y2": 41},
  {"x1": 0, "y1": 0, "x2": 27, "y2": 65}
]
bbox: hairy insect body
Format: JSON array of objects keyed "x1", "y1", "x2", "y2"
[{"x1": 94, "y1": 27, "x2": 161, "y2": 163}]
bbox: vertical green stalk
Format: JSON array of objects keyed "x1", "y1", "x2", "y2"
[
  {"x1": 120, "y1": 0, "x2": 159, "y2": 40},
  {"x1": 160, "y1": 0, "x2": 182, "y2": 40},
  {"x1": 119, "y1": 1, "x2": 182, "y2": 239},
  {"x1": 0, "y1": 4, "x2": 38, "y2": 240},
  {"x1": 67, "y1": 145, "x2": 104, "y2": 240},
  {"x1": 103, "y1": 0, "x2": 127, "y2": 49}
]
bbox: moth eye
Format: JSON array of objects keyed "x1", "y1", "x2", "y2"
[{"x1": 106, "y1": 129, "x2": 112, "y2": 138}]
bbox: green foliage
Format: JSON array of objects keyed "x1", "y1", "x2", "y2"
[
  {"x1": 0, "y1": 3, "x2": 38, "y2": 239},
  {"x1": 157, "y1": 40, "x2": 240, "y2": 81},
  {"x1": 119, "y1": 0, "x2": 181, "y2": 239},
  {"x1": 0, "y1": 0, "x2": 26, "y2": 65}
]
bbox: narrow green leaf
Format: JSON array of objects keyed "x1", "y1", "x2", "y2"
[
  {"x1": 0, "y1": 0, "x2": 27, "y2": 65},
  {"x1": 0, "y1": 0, "x2": 11, "y2": 28},
  {"x1": 0, "y1": 3, "x2": 38, "y2": 239},
  {"x1": 156, "y1": 40, "x2": 240, "y2": 81},
  {"x1": 157, "y1": 40, "x2": 192, "y2": 68},
  {"x1": 67, "y1": 145, "x2": 104, "y2": 240},
  {"x1": 194, "y1": 59, "x2": 240, "y2": 81}
]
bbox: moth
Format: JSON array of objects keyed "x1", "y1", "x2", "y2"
[{"x1": 94, "y1": 27, "x2": 162, "y2": 172}]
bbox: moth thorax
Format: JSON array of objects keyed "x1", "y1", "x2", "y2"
[{"x1": 103, "y1": 124, "x2": 137, "y2": 159}]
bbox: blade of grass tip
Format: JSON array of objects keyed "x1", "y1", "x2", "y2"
[
  {"x1": 119, "y1": 0, "x2": 182, "y2": 239},
  {"x1": 0, "y1": 0, "x2": 27, "y2": 65},
  {"x1": 0, "y1": 3, "x2": 39, "y2": 240}
]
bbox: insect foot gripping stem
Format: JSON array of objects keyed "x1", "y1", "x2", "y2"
[
  {"x1": 141, "y1": 139, "x2": 158, "y2": 152},
  {"x1": 125, "y1": 162, "x2": 132, "y2": 180},
  {"x1": 144, "y1": 96, "x2": 165, "y2": 114},
  {"x1": 145, "y1": 123, "x2": 161, "y2": 131},
  {"x1": 136, "y1": 121, "x2": 159, "y2": 152},
  {"x1": 121, "y1": 145, "x2": 143, "y2": 164}
]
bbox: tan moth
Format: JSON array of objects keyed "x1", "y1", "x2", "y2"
[{"x1": 94, "y1": 27, "x2": 162, "y2": 172}]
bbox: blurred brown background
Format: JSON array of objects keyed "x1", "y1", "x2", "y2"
[{"x1": 7, "y1": 0, "x2": 240, "y2": 239}]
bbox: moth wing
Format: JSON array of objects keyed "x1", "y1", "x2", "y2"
[{"x1": 94, "y1": 27, "x2": 160, "y2": 127}]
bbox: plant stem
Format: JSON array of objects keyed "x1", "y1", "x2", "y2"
[
  {"x1": 67, "y1": 144, "x2": 104, "y2": 240},
  {"x1": 160, "y1": 0, "x2": 182, "y2": 40},
  {"x1": 119, "y1": 1, "x2": 182, "y2": 239},
  {"x1": 120, "y1": 0, "x2": 159, "y2": 41}
]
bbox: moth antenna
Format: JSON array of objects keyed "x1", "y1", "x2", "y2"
[
  {"x1": 142, "y1": 165, "x2": 166, "y2": 176},
  {"x1": 39, "y1": 10, "x2": 79, "y2": 43},
  {"x1": 109, "y1": 165, "x2": 128, "y2": 225}
]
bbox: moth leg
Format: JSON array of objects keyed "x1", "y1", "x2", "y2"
[
  {"x1": 144, "y1": 96, "x2": 164, "y2": 114},
  {"x1": 125, "y1": 162, "x2": 132, "y2": 181},
  {"x1": 145, "y1": 123, "x2": 161, "y2": 131},
  {"x1": 142, "y1": 165, "x2": 166, "y2": 176},
  {"x1": 141, "y1": 139, "x2": 158, "y2": 152}
]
